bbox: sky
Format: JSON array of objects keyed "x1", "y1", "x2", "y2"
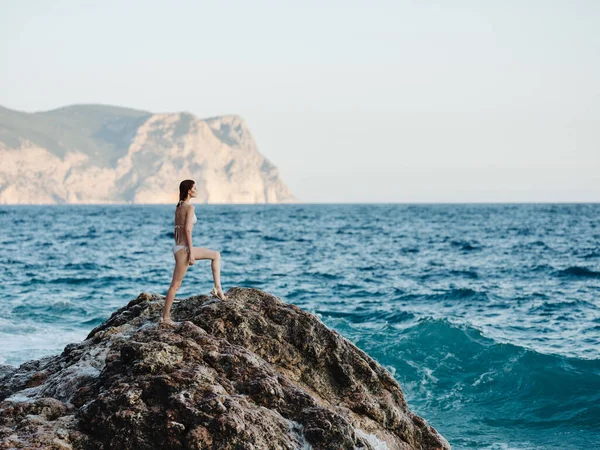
[{"x1": 1, "y1": 0, "x2": 599, "y2": 202}]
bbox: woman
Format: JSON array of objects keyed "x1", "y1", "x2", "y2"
[{"x1": 161, "y1": 179, "x2": 227, "y2": 326}]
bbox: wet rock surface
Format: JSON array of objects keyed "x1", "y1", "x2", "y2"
[{"x1": 0, "y1": 288, "x2": 450, "y2": 449}]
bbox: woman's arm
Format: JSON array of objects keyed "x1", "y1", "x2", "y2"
[{"x1": 185, "y1": 205, "x2": 195, "y2": 264}]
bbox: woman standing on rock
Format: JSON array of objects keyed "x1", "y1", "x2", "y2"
[{"x1": 161, "y1": 179, "x2": 227, "y2": 326}]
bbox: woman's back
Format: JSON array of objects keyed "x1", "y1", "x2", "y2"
[{"x1": 174, "y1": 202, "x2": 197, "y2": 245}]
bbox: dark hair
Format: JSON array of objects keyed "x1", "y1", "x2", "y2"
[{"x1": 177, "y1": 179, "x2": 195, "y2": 206}]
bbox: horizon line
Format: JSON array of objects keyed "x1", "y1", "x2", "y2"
[{"x1": 1, "y1": 201, "x2": 599, "y2": 206}]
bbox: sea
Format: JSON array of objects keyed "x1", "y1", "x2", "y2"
[{"x1": 1, "y1": 204, "x2": 599, "y2": 449}]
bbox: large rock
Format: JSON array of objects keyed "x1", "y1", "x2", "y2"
[
  {"x1": 0, "y1": 288, "x2": 450, "y2": 449},
  {"x1": 0, "y1": 104, "x2": 296, "y2": 204}
]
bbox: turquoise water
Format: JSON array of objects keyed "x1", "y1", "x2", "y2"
[{"x1": 1, "y1": 204, "x2": 599, "y2": 449}]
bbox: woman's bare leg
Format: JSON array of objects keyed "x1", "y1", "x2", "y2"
[
  {"x1": 191, "y1": 247, "x2": 227, "y2": 299},
  {"x1": 162, "y1": 249, "x2": 189, "y2": 323}
]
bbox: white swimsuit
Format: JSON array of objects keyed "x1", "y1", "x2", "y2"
[{"x1": 173, "y1": 211, "x2": 197, "y2": 255}]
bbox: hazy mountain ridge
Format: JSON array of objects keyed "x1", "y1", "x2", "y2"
[{"x1": 0, "y1": 104, "x2": 296, "y2": 204}]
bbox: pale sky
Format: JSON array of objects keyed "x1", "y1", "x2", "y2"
[{"x1": 1, "y1": 0, "x2": 599, "y2": 202}]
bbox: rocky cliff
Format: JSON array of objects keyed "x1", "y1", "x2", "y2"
[
  {"x1": 0, "y1": 288, "x2": 450, "y2": 450},
  {"x1": 0, "y1": 105, "x2": 296, "y2": 204}
]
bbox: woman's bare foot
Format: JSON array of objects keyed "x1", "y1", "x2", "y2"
[
  {"x1": 159, "y1": 317, "x2": 180, "y2": 328},
  {"x1": 210, "y1": 285, "x2": 227, "y2": 300}
]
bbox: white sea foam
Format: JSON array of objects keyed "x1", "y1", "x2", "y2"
[
  {"x1": 354, "y1": 428, "x2": 390, "y2": 450},
  {"x1": 287, "y1": 419, "x2": 313, "y2": 450},
  {"x1": 0, "y1": 320, "x2": 88, "y2": 367},
  {"x1": 384, "y1": 365, "x2": 396, "y2": 376},
  {"x1": 5, "y1": 386, "x2": 42, "y2": 403},
  {"x1": 481, "y1": 443, "x2": 540, "y2": 450}
]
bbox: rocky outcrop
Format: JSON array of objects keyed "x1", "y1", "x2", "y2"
[
  {"x1": 0, "y1": 104, "x2": 296, "y2": 204},
  {"x1": 0, "y1": 288, "x2": 450, "y2": 449}
]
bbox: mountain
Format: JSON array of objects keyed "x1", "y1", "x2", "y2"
[
  {"x1": 0, "y1": 104, "x2": 296, "y2": 204},
  {"x1": 0, "y1": 288, "x2": 450, "y2": 449}
]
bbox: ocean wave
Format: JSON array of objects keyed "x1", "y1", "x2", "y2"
[
  {"x1": 285, "y1": 288, "x2": 313, "y2": 300},
  {"x1": 63, "y1": 262, "x2": 108, "y2": 271},
  {"x1": 359, "y1": 264, "x2": 385, "y2": 271},
  {"x1": 527, "y1": 240, "x2": 549, "y2": 247},
  {"x1": 449, "y1": 270, "x2": 479, "y2": 279},
  {"x1": 530, "y1": 264, "x2": 554, "y2": 273},
  {"x1": 401, "y1": 247, "x2": 420, "y2": 254},
  {"x1": 422, "y1": 288, "x2": 489, "y2": 302},
  {"x1": 335, "y1": 227, "x2": 359, "y2": 235},
  {"x1": 81, "y1": 316, "x2": 108, "y2": 326},
  {"x1": 23, "y1": 274, "x2": 131, "y2": 286},
  {"x1": 319, "y1": 308, "x2": 415, "y2": 324},
  {"x1": 528, "y1": 299, "x2": 596, "y2": 314},
  {"x1": 338, "y1": 289, "x2": 378, "y2": 299},
  {"x1": 557, "y1": 266, "x2": 600, "y2": 279},
  {"x1": 583, "y1": 251, "x2": 600, "y2": 259},
  {"x1": 12, "y1": 302, "x2": 90, "y2": 321},
  {"x1": 263, "y1": 235, "x2": 286, "y2": 242},
  {"x1": 450, "y1": 240, "x2": 482, "y2": 251},
  {"x1": 50, "y1": 276, "x2": 105, "y2": 285},
  {"x1": 306, "y1": 271, "x2": 343, "y2": 281},
  {"x1": 391, "y1": 318, "x2": 600, "y2": 428},
  {"x1": 418, "y1": 269, "x2": 480, "y2": 282}
]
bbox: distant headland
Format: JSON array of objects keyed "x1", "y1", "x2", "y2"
[{"x1": 0, "y1": 104, "x2": 296, "y2": 204}]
